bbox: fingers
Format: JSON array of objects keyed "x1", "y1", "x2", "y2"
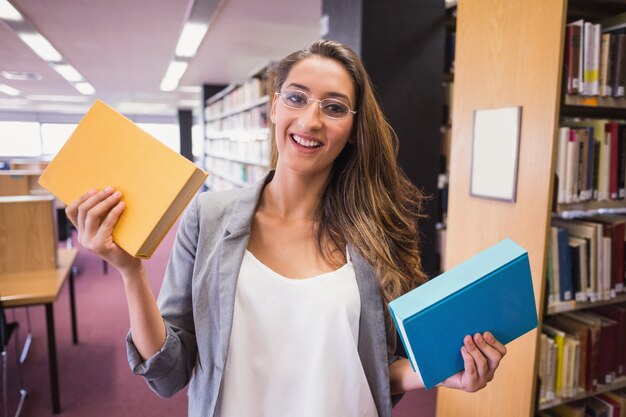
[
  {"x1": 93, "y1": 200, "x2": 126, "y2": 251},
  {"x1": 483, "y1": 331, "x2": 507, "y2": 357},
  {"x1": 472, "y1": 333, "x2": 505, "y2": 382},
  {"x1": 67, "y1": 187, "x2": 122, "y2": 249},
  {"x1": 65, "y1": 189, "x2": 96, "y2": 227},
  {"x1": 463, "y1": 335, "x2": 488, "y2": 390},
  {"x1": 83, "y1": 190, "x2": 122, "y2": 239}
]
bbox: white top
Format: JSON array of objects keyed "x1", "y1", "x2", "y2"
[{"x1": 217, "y1": 250, "x2": 378, "y2": 417}]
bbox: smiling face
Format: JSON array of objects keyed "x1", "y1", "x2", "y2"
[{"x1": 270, "y1": 55, "x2": 356, "y2": 179}]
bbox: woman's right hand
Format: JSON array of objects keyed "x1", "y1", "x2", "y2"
[{"x1": 65, "y1": 187, "x2": 142, "y2": 276}]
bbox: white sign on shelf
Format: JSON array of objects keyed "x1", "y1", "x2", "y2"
[{"x1": 470, "y1": 106, "x2": 522, "y2": 202}]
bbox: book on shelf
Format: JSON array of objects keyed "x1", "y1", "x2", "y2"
[
  {"x1": 600, "y1": 391, "x2": 626, "y2": 416},
  {"x1": 388, "y1": 238, "x2": 538, "y2": 389},
  {"x1": 39, "y1": 100, "x2": 208, "y2": 259},
  {"x1": 583, "y1": 397, "x2": 611, "y2": 417},
  {"x1": 592, "y1": 304, "x2": 626, "y2": 378},
  {"x1": 587, "y1": 215, "x2": 625, "y2": 295},
  {"x1": 573, "y1": 311, "x2": 619, "y2": 385},
  {"x1": 546, "y1": 314, "x2": 595, "y2": 393},
  {"x1": 566, "y1": 20, "x2": 584, "y2": 95},
  {"x1": 551, "y1": 401, "x2": 586, "y2": 417}
]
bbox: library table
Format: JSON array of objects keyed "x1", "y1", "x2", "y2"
[{"x1": 0, "y1": 247, "x2": 79, "y2": 414}]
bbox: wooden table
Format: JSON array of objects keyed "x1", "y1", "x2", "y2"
[{"x1": 0, "y1": 247, "x2": 79, "y2": 414}]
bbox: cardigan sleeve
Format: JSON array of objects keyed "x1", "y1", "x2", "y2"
[{"x1": 126, "y1": 195, "x2": 200, "y2": 398}]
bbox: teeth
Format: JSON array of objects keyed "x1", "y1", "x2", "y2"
[{"x1": 292, "y1": 134, "x2": 321, "y2": 148}]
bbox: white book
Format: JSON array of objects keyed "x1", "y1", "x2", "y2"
[{"x1": 557, "y1": 127, "x2": 570, "y2": 204}]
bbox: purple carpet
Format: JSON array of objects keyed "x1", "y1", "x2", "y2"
[{"x1": 3, "y1": 220, "x2": 436, "y2": 416}]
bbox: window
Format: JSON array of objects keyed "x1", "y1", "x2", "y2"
[
  {"x1": 137, "y1": 123, "x2": 180, "y2": 153},
  {"x1": 41, "y1": 123, "x2": 76, "y2": 155},
  {"x1": 0, "y1": 121, "x2": 41, "y2": 157}
]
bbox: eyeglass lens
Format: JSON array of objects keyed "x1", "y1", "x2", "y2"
[{"x1": 279, "y1": 90, "x2": 352, "y2": 119}]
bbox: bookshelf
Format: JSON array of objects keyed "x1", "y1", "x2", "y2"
[
  {"x1": 202, "y1": 64, "x2": 272, "y2": 191},
  {"x1": 436, "y1": 4, "x2": 456, "y2": 274},
  {"x1": 437, "y1": 1, "x2": 626, "y2": 417}
]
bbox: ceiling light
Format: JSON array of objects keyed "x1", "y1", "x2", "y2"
[
  {"x1": 175, "y1": 22, "x2": 208, "y2": 57},
  {"x1": 18, "y1": 32, "x2": 63, "y2": 62},
  {"x1": 53, "y1": 64, "x2": 83, "y2": 82},
  {"x1": 178, "y1": 85, "x2": 202, "y2": 93},
  {"x1": 74, "y1": 82, "x2": 95, "y2": 95},
  {"x1": 27, "y1": 94, "x2": 88, "y2": 103},
  {"x1": 1, "y1": 70, "x2": 42, "y2": 81},
  {"x1": 0, "y1": 83, "x2": 21, "y2": 96},
  {"x1": 0, "y1": 0, "x2": 22, "y2": 21},
  {"x1": 164, "y1": 61, "x2": 188, "y2": 80},
  {"x1": 160, "y1": 78, "x2": 179, "y2": 92}
]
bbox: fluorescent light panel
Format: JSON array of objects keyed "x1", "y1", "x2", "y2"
[
  {"x1": 53, "y1": 64, "x2": 83, "y2": 82},
  {"x1": 27, "y1": 94, "x2": 88, "y2": 103},
  {"x1": 0, "y1": 0, "x2": 22, "y2": 21},
  {"x1": 74, "y1": 82, "x2": 95, "y2": 95},
  {"x1": 0, "y1": 83, "x2": 21, "y2": 96},
  {"x1": 164, "y1": 61, "x2": 188, "y2": 80},
  {"x1": 18, "y1": 32, "x2": 62, "y2": 62},
  {"x1": 1, "y1": 70, "x2": 42, "y2": 81},
  {"x1": 160, "y1": 78, "x2": 179, "y2": 92},
  {"x1": 175, "y1": 22, "x2": 208, "y2": 57}
]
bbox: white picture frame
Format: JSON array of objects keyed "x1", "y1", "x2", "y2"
[{"x1": 470, "y1": 106, "x2": 522, "y2": 202}]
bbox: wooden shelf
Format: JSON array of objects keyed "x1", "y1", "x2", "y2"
[
  {"x1": 204, "y1": 95, "x2": 269, "y2": 122},
  {"x1": 538, "y1": 376, "x2": 626, "y2": 411},
  {"x1": 546, "y1": 293, "x2": 626, "y2": 315},
  {"x1": 205, "y1": 152, "x2": 269, "y2": 168},
  {"x1": 561, "y1": 95, "x2": 626, "y2": 119},
  {"x1": 555, "y1": 200, "x2": 626, "y2": 217}
]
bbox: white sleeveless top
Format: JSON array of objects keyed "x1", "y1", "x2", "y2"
[{"x1": 217, "y1": 249, "x2": 378, "y2": 417}]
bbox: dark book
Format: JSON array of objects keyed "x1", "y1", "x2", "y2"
[
  {"x1": 566, "y1": 21, "x2": 584, "y2": 95},
  {"x1": 592, "y1": 304, "x2": 626, "y2": 377},
  {"x1": 565, "y1": 311, "x2": 601, "y2": 392}
]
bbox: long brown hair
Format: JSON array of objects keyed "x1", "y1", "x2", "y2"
[{"x1": 269, "y1": 40, "x2": 428, "y2": 303}]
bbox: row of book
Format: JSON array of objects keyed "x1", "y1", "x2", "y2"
[
  {"x1": 547, "y1": 216, "x2": 624, "y2": 307},
  {"x1": 204, "y1": 157, "x2": 268, "y2": 188},
  {"x1": 564, "y1": 13, "x2": 625, "y2": 97},
  {"x1": 205, "y1": 105, "x2": 269, "y2": 131},
  {"x1": 539, "y1": 306, "x2": 626, "y2": 405},
  {"x1": 204, "y1": 76, "x2": 268, "y2": 117},
  {"x1": 205, "y1": 137, "x2": 271, "y2": 166},
  {"x1": 555, "y1": 121, "x2": 625, "y2": 205},
  {"x1": 539, "y1": 388, "x2": 626, "y2": 417}
]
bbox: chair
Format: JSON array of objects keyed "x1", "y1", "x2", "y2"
[{"x1": 1, "y1": 303, "x2": 26, "y2": 417}]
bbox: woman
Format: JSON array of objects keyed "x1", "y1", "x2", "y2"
[{"x1": 66, "y1": 40, "x2": 506, "y2": 417}]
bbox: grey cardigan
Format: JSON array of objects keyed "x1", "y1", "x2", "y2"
[{"x1": 126, "y1": 173, "x2": 401, "y2": 417}]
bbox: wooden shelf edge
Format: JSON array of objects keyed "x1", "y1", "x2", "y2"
[{"x1": 538, "y1": 376, "x2": 626, "y2": 410}]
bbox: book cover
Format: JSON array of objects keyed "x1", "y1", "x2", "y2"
[
  {"x1": 388, "y1": 238, "x2": 538, "y2": 389},
  {"x1": 38, "y1": 100, "x2": 208, "y2": 259}
]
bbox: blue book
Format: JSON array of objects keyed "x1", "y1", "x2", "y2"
[{"x1": 388, "y1": 238, "x2": 538, "y2": 389}]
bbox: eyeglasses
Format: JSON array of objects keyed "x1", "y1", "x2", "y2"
[{"x1": 275, "y1": 90, "x2": 357, "y2": 120}]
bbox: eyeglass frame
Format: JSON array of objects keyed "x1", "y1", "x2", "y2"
[{"x1": 274, "y1": 90, "x2": 357, "y2": 120}]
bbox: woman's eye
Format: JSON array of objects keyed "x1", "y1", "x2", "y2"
[
  {"x1": 324, "y1": 102, "x2": 349, "y2": 115},
  {"x1": 285, "y1": 92, "x2": 307, "y2": 105}
]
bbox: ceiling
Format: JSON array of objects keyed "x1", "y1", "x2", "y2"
[{"x1": 0, "y1": 0, "x2": 321, "y2": 119}]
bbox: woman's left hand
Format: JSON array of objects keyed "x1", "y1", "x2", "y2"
[{"x1": 438, "y1": 331, "x2": 507, "y2": 392}]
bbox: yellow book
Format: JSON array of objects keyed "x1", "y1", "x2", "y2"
[{"x1": 38, "y1": 100, "x2": 208, "y2": 259}]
